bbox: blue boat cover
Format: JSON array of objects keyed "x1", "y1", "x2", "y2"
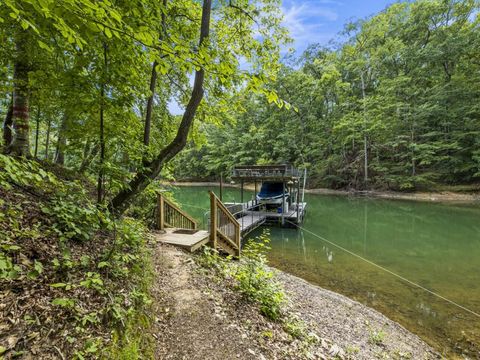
[{"x1": 257, "y1": 182, "x2": 285, "y2": 199}]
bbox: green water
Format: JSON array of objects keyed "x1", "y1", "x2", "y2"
[{"x1": 169, "y1": 185, "x2": 480, "y2": 357}]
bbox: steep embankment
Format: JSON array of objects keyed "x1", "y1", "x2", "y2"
[
  {"x1": 151, "y1": 242, "x2": 438, "y2": 360},
  {"x1": 0, "y1": 156, "x2": 152, "y2": 359}
]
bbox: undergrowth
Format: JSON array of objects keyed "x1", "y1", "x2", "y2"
[
  {"x1": 197, "y1": 231, "x2": 317, "y2": 345},
  {"x1": 0, "y1": 154, "x2": 154, "y2": 359}
]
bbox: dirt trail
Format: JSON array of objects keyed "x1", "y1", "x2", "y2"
[
  {"x1": 152, "y1": 245, "x2": 259, "y2": 360},
  {"x1": 150, "y1": 243, "x2": 438, "y2": 360}
]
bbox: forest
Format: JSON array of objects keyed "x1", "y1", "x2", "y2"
[
  {"x1": 1, "y1": 0, "x2": 480, "y2": 358},
  {"x1": 175, "y1": 0, "x2": 480, "y2": 191},
  {"x1": 0, "y1": 0, "x2": 288, "y2": 213},
  {"x1": 1, "y1": 1, "x2": 479, "y2": 196}
]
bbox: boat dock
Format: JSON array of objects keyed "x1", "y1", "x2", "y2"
[{"x1": 155, "y1": 164, "x2": 307, "y2": 256}]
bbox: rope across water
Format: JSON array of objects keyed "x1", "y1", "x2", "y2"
[{"x1": 286, "y1": 220, "x2": 480, "y2": 319}]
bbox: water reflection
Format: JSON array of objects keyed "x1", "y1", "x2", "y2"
[{"x1": 170, "y1": 186, "x2": 480, "y2": 356}]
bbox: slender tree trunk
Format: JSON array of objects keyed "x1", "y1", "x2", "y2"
[
  {"x1": 79, "y1": 142, "x2": 99, "y2": 173},
  {"x1": 34, "y1": 105, "x2": 40, "y2": 158},
  {"x1": 97, "y1": 91, "x2": 105, "y2": 203},
  {"x1": 143, "y1": 0, "x2": 167, "y2": 147},
  {"x1": 2, "y1": 101, "x2": 13, "y2": 151},
  {"x1": 54, "y1": 113, "x2": 67, "y2": 165},
  {"x1": 8, "y1": 29, "x2": 31, "y2": 157},
  {"x1": 97, "y1": 43, "x2": 108, "y2": 204},
  {"x1": 109, "y1": 0, "x2": 212, "y2": 214},
  {"x1": 360, "y1": 71, "x2": 368, "y2": 187},
  {"x1": 45, "y1": 118, "x2": 51, "y2": 160},
  {"x1": 144, "y1": 60, "x2": 158, "y2": 147}
]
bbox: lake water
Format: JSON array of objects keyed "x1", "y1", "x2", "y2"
[{"x1": 169, "y1": 185, "x2": 480, "y2": 357}]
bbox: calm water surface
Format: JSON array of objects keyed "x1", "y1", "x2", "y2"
[{"x1": 170, "y1": 186, "x2": 480, "y2": 357}]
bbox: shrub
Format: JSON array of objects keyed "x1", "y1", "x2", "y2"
[{"x1": 231, "y1": 231, "x2": 286, "y2": 321}]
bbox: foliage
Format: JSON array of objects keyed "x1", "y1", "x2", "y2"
[
  {"x1": 198, "y1": 231, "x2": 286, "y2": 321},
  {"x1": 231, "y1": 232, "x2": 286, "y2": 320},
  {"x1": 0, "y1": 0, "x2": 288, "y2": 205},
  {"x1": 0, "y1": 155, "x2": 154, "y2": 358},
  {"x1": 174, "y1": 0, "x2": 480, "y2": 191}
]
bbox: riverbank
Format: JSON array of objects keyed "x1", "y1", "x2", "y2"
[
  {"x1": 169, "y1": 181, "x2": 480, "y2": 203},
  {"x1": 151, "y1": 242, "x2": 438, "y2": 359}
]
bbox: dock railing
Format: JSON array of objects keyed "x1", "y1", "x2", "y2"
[
  {"x1": 230, "y1": 200, "x2": 266, "y2": 236},
  {"x1": 157, "y1": 193, "x2": 198, "y2": 230},
  {"x1": 209, "y1": 191, "x2": 241, "y2": 256}
]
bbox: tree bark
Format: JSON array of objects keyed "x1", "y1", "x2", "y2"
[
  {"x1": 143, "y1": 0, "x2": 167, "y2": 147},
  {"x1": 45, "y1": 118, "x2": 51, "y2": 160},
  {"x1": 97, "y1": 43, "x2": 108, "y2": 204},
  {"x1": 2, "y1": 101, "x2": 13, "y2": 151},
  {"x1": 54, "y1": 113, "x2": 67, "y2": 165},
  {"x1": 34, "y1": 105, "x2": 40, "y2": 158},
  {"x1": 144, "y1": 60, "x2": 158, "y2": 147},
  {"x1": 8, "y1": 29, "x2": 31, "y2": 157},
  {"x1": 109, "y1": 0, "x2": 212, "y2": 214}
]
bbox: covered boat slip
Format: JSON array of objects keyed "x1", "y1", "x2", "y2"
[
  {"x1": 229, "y1": 164, "x2": 307, "y2": 227},
  {"x1": 155, "y1": 164, "x2": 307, "y2": 256}
]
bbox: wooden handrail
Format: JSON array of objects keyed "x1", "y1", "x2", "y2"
[
  {"x1": 215, "y1": 197, "x2": 239, "y2": 225},
  {"x1": 158, "y1": 193, "x2": 198, "y2": 230},
  {"x1": 209, "y1": 191, "x2": 241, "y2": 256}
]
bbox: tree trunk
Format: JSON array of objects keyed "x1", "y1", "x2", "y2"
[
  {"x1": 54, "y1": 113, "x2": 67, "y2": 165},
  {"x1": 97, "y1": 43, "x2": 108, "y2": 204},
  {"x1": 143, "y1": 0, "x2": 167, "y2": 147},
  {"x1": 45, "y1": 118, "x2": 51, "y2": 160},
  {"x1": 34, "y1": 105, "x2": 40, "y2": 158},
  {"x1": 144, "y1": 60, "x2": 158, "y2": 147},
  {"x1": 2, "y1": 101, "x2": 13, "y2": 151},
  {"x1": 8, "y1": 29, "x2": 31, "y2": 157},
  {"x1": 109, "y1": 0, "x2": 212, "y2": 214},
  {"x1": 360, "y1": 71, "x2": 368, "y2": 187}
]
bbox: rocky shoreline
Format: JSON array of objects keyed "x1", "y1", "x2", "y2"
[
  {"x1": 151, "y1": 243, "x2": 439, "y2": 359},
  {"x1": 168, "y1": 181, "x2": 480, "y2": 203}
]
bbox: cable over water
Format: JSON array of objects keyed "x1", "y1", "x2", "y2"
[{"x1": 286, "y1": 220, "x2": 480, "y2": 319}]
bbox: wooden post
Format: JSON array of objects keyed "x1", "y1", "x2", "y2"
[
  {"x1": 240, "y1": 180, "x2": 244, "y2": 204},
  {"x1": 236, "y1": 223, "x2": 241, "y2": 257},
  {"x1": 219, "y1": 173, "x2": 223, "y2": 201},
  {"x1": 209, "y1": 191, "x2": 217, "y2": 250},
  {"x1": 254, "y1": 180, "x2": 257, "y2": 205},
  {"x1": 296, "y1": 179, "x2": 300, "y2": 223},
  {"x1": 158, "y1": 194, "x2": 165, "y2": 230},
  {"x1": 281, "y1": 180, "x2": 285, "y2": 225}
]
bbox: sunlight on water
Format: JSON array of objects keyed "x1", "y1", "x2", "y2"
[{"x1": 170, "y1": 185, "x2": 480, "y2": 357}]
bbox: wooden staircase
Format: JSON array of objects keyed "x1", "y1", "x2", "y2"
[
  {"x1": 155, "y1": 194, "x2": 209, "y2": 252},
  {"x1": 209, "y1": 191, "x2": 241, "y2": 257}
]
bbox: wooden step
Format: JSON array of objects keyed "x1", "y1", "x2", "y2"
[{"x1": 155, "y1": 228, "x2": 209, "y2": 252}]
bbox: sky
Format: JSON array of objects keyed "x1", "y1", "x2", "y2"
[
  {"x1": 168, "y1": 0, "x2": 396, "y2": 115},
  {"x1": 281, "y1": 0, "x2": 397, "y2": 55}
]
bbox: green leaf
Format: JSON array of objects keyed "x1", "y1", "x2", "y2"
[{"x1": 50, "y1": 283, "x2": 67, "y2": 288}]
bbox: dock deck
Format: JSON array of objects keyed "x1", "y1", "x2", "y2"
[
  {"x1": 246, "y1": 202, "x2": 307, "y2": 224},
  {"x1": 238, "y1": 212, "x2": 267, "y2": 236}
]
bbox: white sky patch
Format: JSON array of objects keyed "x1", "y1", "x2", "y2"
[
  {"x1": 167, "y1": 99, "x2": 183, "y2": 116},
  {"x1": 281, "y1": 0, "x2": 340, "y2": 54}
]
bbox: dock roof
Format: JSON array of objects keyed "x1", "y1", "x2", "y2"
[{"x1": 231, "y1": 164, "x2": 302, "y2": 181}]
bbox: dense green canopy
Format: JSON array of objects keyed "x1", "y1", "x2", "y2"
[
  {"x1": 0, "y1": 0, "x2": 287, "y2": 210},
  {"x1": 175, "y1": 0, "x2": 480, "y2": 191}
]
